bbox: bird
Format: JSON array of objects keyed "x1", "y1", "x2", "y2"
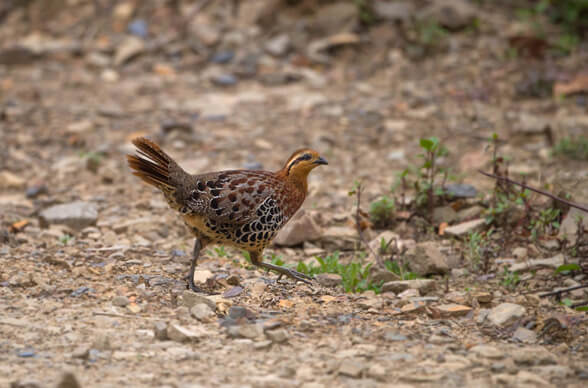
[{"x1": 127, "y1": 137, "x2": 328, "y2": 292}]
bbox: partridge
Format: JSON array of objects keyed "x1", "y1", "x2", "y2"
[{"x1": 127, "y1": 137, "x2": 327, "y2": 291}]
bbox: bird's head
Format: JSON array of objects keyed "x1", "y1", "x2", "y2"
[{"x1": 278, "y1": 148, "x2": 328, "y2": 188}]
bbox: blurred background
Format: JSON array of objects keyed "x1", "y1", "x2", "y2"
[{"x1": 2, "y1": 1, "x2": 588, "y2": 387}]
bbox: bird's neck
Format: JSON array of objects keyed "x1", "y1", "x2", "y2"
[{"x1": 276, "y1": 169, "x2": 308, "y2": 195}]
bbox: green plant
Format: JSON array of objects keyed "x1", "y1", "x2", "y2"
[
  {"x1": 354, "y1": 0, "x2": 376, "y2": 25},
  {"x1": 267, "y1": 253, "x2": 286, "y2": 267},
  {"x1": 529, "y1": 207, "x2": 561, "y2": 240},
  {"x1": 58, "y1": 234, "x2": 73, "y2": 245},
  {"x1": 415, "y1": 19, "x2": 448, "y2": 48},
  {"x1": 501, "y1": 268, "x2": 521, "y2": 290},
  {"x1": 207, "y1": 245, "x2": 228, "y2": 258},
  {"x1": 415, "y1": 137, "x2": 449, "y2": 215},
  {"x1": 466, "y1": 230, "x2": 496, "y2": 272},
  {"x1": 555, "y1": 263, "x2": 582, "y2": 274},
  {"x1": 553, "y1": 136, "x2": 588, "y2": 160},
  {"x1": 369, "y1": 196, "x2": 395, "y2": 227},
  {"x1": 384, "y1": 260, "x2": 419, "y2": 280},
  {"x1": 296, "y1": 251, "x2": 381, "y2": 293}
]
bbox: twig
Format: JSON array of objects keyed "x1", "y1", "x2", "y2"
[
  {"x1": 478, "y1": 170, "x2": 588, "y2": 214},
  {"x1": 92, "y1": 311, "x2": 157, "y2": 320},
  {"x1": 353, "y1": 182, "x2": 385, "y2": 269},
  {"x1": 539, "y1": 284, "x2": 588, "y2": 298},
  {"x1": 571, "y1": 301, "x2": 588, "y2": 308}
]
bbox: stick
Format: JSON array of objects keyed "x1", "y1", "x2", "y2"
[
  {"x1": 478, "y1": 170, "x2": 588, "y2": 214},
  {"x1": 539, "y1": 284, "x2": 588, "y2": 298}
]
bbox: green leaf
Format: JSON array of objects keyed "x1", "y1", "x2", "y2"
[
  {"x1": 561, "y1": 298, "x2": 573, "y2": 307},
  {"x1": 420, "y1": 138, "x2": 434, "y2": 151},
  {"x1": 555, "y1": 263, "x2": 582, "y2": 274},
  {"x1": 575, "y1": 306, "x2": 588, "y2": 312}
]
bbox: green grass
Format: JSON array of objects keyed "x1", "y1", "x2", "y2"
[
  {"x1": 384, "y1": 260, "x2": 419, "y2": 280},
  {"x1": 500, "y1": 268, "x2": 521, "y2": 291},
  {"x1": 553, "y1": 136, "x2": 588, "y2": 161},
  {"x1": 296, "y1": 251, "x2": 382, "y2": 293}
]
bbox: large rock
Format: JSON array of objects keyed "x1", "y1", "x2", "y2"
[
  {"x1": 558, "y1": 207, "x2": 588, "y2": 245},
  {"x1": 273, "y1": 210, "x2": 323, "y2": 246},
  {"x1": 405, "y1": 241, "x2": 455, "y2": 275},
  {"x1": 488, "y1": 303, "x2": 526, "y2": 326},
  {"x1": 508, "y1": 254, "x2": 564, "y2": 272},
  {"x1": 418, "y1": 0, "x2": 477, "y2": 30},
  {"x1": 444, "y1": 219, "x2": 485, "y2": 237},
  {"x1": 373, "y1": 1, "x2": 415, "y2": 22},
  {"x1": 0, "y1": 170, "x2": 25, "y2": 189},
  {"x1": 382, "y1": 279, "x2": 436, "y2": 295},
  {"x1": 39, "y1": 201, "x2": 98, "y2": 230},
  {"x1": 113, "y1": 36, "x2": 145, "y2": 66}
]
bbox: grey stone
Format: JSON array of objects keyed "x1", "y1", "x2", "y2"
[
  {"x1": 530, "y1": 365, "x2": 573, "y2": 379},
  {"x1": 373, "y1": 1, "x2": 415, "y2": 22},
  {"x1": 40, "y1": 201, "x2": 98, "y2": 230},
  {"x1": 265, "y1": 34, "x2": 291, "y2": 57},
  {"x1": 512, "y1": 247, "x2": 528, "y2": 260},
  {"x1": 509, "y1": 254, "x2": 564, "y2": 272},
  {"x1": 456, "y1": 206, "x2": 484, "y2": 222},
  {"x1": 405, "y1": 241, "x2": 453, "y2": 275},
  {"x1": 445, "y1": 183, "x2": 478, "y2": 198},
  {"x1": 418, "y1": 0, "x2": 477, "y2": 30},
  {"x1": 181, "y1": 290, "x2": 216, "y2": 310},
  {"x1": 153, "y1": 321, "x2": 168, "y2": 340},
  {"x1": 512, "y1": 327, "x2": 537, "y2": 343},
  {"x1": 559, "y1": 207, "x2": 588, "y2": 245},
  {"x1": 167, "y1": 323, "x2": 204, "y2": 343},
  {"x1": 265, "y1": 328, "x2": 288, "y2": 343},
  {"x1": 338, "y1": 358, "x2": 365, "y2": 378},
  {"x1": 227, "y1": 323, "x2": 263, "y2": 339},
  {"x1": 316, "y1": 273, "x2": 342, "y2": 288},
  {"x1": 114, "y1": 36, "x2": 145, "y2": 66},
  {"x1": 383, "y1": 331, "x2": 408, "y2": 342},
  {"x1": 444, "y1": 219, "x2": 486, "y2": 237},
  {"x1": 274, "y1": 210, "x2": 323, "y2": 246},
  {"x1": 488, "y1": 303, "x2": 526, "y2": 326},
  {"x1": 512, "y1": 347, "x2": 556, "y2": 366},
  {"x1": 382, "y1": 279, "x2": 436, "y2": 295},
  {"x1": 432, "y1": 206, "x2": 458, "y2": 225},
  {"x1": 470, "y1": 345, "x2": 504, "y2": 359},
  {"x1": 112, "y1": 295, "x2": 130, "y2": 307},
  {"x1": 190, "y1": 303, "x2": 215, "y2": 322}
]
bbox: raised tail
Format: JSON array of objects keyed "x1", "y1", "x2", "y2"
[{"x1": 127, "y1": 137, "x2": 184, "y2": 191}]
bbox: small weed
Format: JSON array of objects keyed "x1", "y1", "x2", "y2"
[
  {"x1": 296, "y1": 251, "x2": 381, "y2": 293},
  {"x1": 384, "y1": 260, "x2": 419, "y2": 280},
  {"x1": 414, "y1": 19, "x2": 448, "y2": 48},
  {"x1": 529, "y1": 207, "x2": 561, "y2": 240},
  {"x1": 79, "y1": 151, "x2": 103, "y2": 172},
  {"x1": 553, "y1": 136, "x2": 588, "y2": 161},
  {"x1": 207, "y1": 245, "x2": 228, "y2": 258},
  {"x1": 58, "y1": 234, "x2": 73, "y2": 245},
  {"x1": 267, "y1": 253, "x2": 287, "y2": 267},
  {"x1": 501, "y1": 268, "x2": 521, "y2": 291},
  {"x1": 554, "y1": 263, "x2": 582, "y2": 275},
  {"x1": 369, "y1": 196, "x2": 395, "y2": 227}
]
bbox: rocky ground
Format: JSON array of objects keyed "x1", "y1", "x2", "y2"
[{"x1": 1, "y1": 1, "x2": 587, "y2": 387}]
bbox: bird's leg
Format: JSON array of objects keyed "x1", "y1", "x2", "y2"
[
  {"x1": 186, "y1": 238, "x2": 202, "y2": 292},
  {"x1": 249, "y1": 252, "x2": 314, "y2": 285}
]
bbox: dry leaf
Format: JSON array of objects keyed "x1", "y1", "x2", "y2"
[
  {"x1": 278, "y1": 299, "x2": 294, "y2": 309},
  {"x1": 438, "y1": 222, "x2": 448, "y2": 235},
  {"x1": 554, "y1": 74, "x2": 588, "y2": 97},
  {"x1": 10, "y1": 219, "x2": 29, "y2": 233}
]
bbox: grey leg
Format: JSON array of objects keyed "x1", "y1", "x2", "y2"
[
  {"x1": 249, "y1": 252, "x2": 314, "y2": 285},
  {"x1": 186, "y1": 239, "x2": 202, "y2": 292}
]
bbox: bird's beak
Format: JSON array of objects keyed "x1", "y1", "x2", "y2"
[{"x1": 314, "y1": 156, "x2": 328, "y2": 165}]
